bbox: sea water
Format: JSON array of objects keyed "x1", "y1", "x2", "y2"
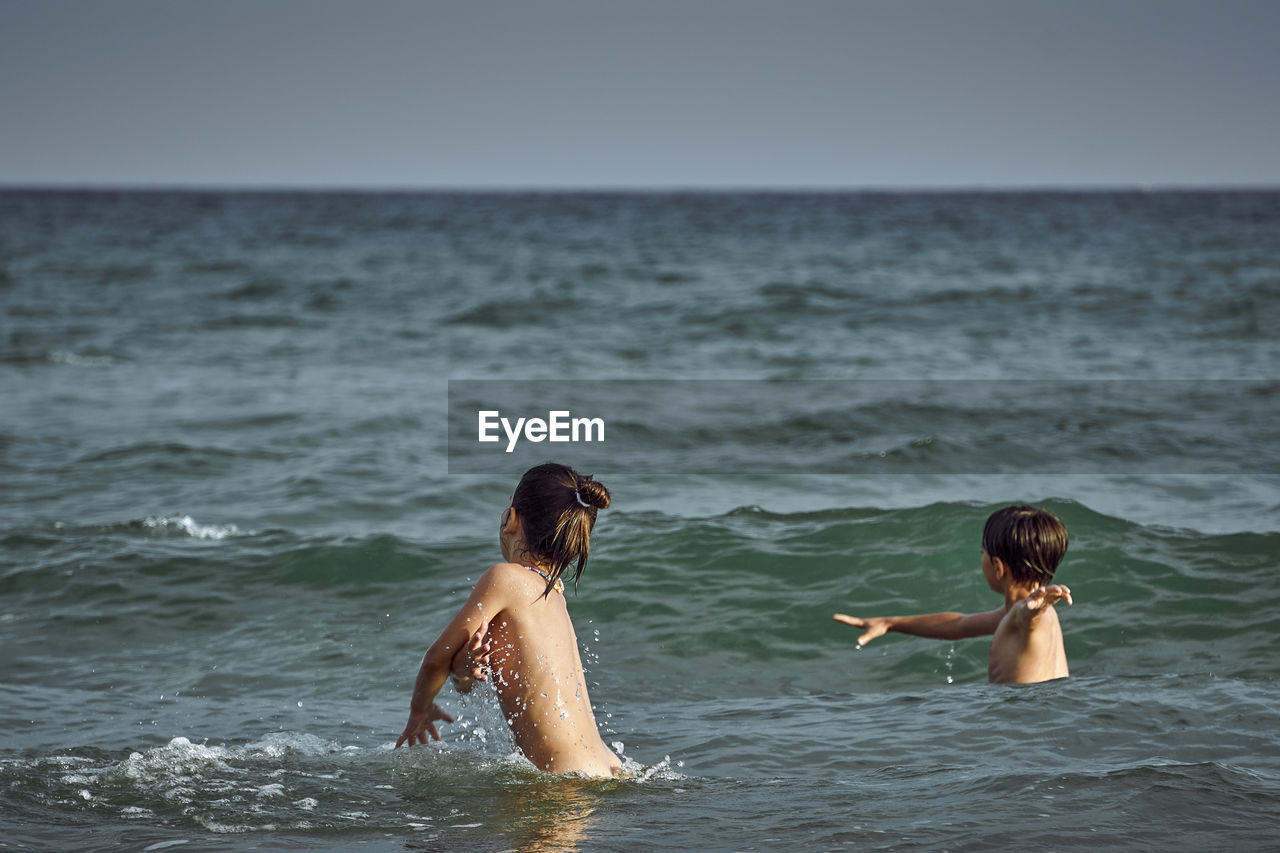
[{"x1": 1, "y1": 190, "x2": 1278, "y2": 851}]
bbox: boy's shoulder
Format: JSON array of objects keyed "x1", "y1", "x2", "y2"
[
  {"x1": 996, "y1": 585, "x2": 1073, "y2": 634},
  {"x1": 988, "y1": 592, "x2": 1070, "y2": 683},
  {"x1": 994, "y1": 599, "x2": 1063, "y2": 638}
]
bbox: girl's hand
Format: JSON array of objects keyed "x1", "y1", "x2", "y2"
[
  {"x1": 395, "y1": 703, "x2": 453, "y2": 748},
  {"x1": 450, "y1": 620, "x2": 493, "y2": 694},
  {"x1": 833, "y1": 613, "x2": 892, "y2": 646}
]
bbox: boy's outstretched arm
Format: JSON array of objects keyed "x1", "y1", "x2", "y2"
[{"x1": 833, "y1": 607, "x2": 1006, "y2": 646}]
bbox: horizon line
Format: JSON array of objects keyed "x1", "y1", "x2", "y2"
[{"x1": 2, "y1": 181, "x2": 1279, "y2": 195}]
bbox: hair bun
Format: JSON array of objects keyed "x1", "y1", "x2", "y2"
[{"x1": 575, "y1": 479, "x2": 610, "y2": 510}]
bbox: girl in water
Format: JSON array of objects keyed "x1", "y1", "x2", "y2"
[{"x1": 395, "y1": 462, "x2": 621, "y2": 777}]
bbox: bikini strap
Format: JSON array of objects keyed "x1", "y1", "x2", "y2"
[{"x1": 525, "y1": 565, "x2": 564, "y2": 594}]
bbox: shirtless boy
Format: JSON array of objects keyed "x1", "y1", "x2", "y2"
[{"x1": 833, "y1": 505, "x2": 1073, "y2": 684}]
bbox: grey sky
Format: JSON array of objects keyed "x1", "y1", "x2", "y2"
[{"x1": 2, "y1": 0, "x2": 1277, "y2": 188}]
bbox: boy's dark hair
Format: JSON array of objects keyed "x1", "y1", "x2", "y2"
[
  {"x1": 982, "y1": 505, "x2": 1068, "y2": 585},
  {"x1": 511, "y1": 462, "x2": 610, "y2": 597}
]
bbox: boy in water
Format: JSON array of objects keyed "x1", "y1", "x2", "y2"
[{"x1": 833, "y1": 505, "x2": 1073, "y2": 684}]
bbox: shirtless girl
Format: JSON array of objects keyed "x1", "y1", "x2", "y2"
[{"x1": 395, "y1": 463, "x2": 621, "y2": 777}]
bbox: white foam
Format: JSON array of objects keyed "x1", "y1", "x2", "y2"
[
  {"x1": 116, "y1": 737, "x2": 231, "y2": 792},
  {"x1": 496, "y1": 751, "x2": 538, "y2": 772},
  {"x1": 142, "y1": 515, "x2": 240, "y2": 540},
  {"x1": 244, "y1": 731, "x2": 341, "y2": 758},
  {"x1": 611, "y1": 743, "x2": 687, "y2": 783}
]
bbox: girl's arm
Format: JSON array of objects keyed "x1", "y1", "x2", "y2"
[
  {"x1": 833, "y1": 607, "x2": 1007, "y2": 646},
  {"x1": 449, "y1": 621, "x2": 493, "y2": 694},
  {"x1": 395, "y1": 565, "x2": 512, "y2": 747}
]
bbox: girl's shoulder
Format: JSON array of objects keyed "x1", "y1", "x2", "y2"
[
  {"x1": 478, "y1": 561, "x2": 545, "y2": 592},
  {"x1": 463, "y1": 563, "x2": 542, "y2": 614},
  {"x1": 479, "y1": 562, "x2": 565, "y2": 602}
]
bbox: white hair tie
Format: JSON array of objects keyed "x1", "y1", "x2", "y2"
[{"x1": 574, "y1": 487, "x2": 591, "y2": 508}]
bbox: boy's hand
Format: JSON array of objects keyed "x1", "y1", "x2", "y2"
[
  {"x1": 833, "y1": 613, "x2": 892, "y2": 646},
  {"x1": 395, "y1": 702, "x2": 453, "y2": 748},
  {"x1": 450, "y1": 620, "x2": 493, "y2": 694},
  {"x1": 1023, "y1": 584, "x2": 1073, "y2": 613}
]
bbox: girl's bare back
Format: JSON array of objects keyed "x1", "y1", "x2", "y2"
[{"x1": 484, "y1": 563, "x2": 621, "y2": 776}]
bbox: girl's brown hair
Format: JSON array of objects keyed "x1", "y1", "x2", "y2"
[{"x1": 511, "y1": 463, "x2": 610, "y2": 597}]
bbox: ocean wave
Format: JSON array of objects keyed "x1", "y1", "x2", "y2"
[
  {"x1": 48, "y1": 349, "x2": 119, "y2": 367},
  {"x1": 0, "y1": 347, "x2": 124, "y2": 368},
  {"x1": 0, "y1": 733, "x2": 364, "y2": 836},
  {"x1": 4, "y1": 498, "x2": 1275, "y2": 686},
  {"x1": 444, "y1": 294, "x2": 587, "y2": 329},
  {"x1": 199, "y1": 313, "x2": 308, "y2": 330},
  {"x1": 21, "y1": 514, "x2": 244, "y2": 542},
  {"x1": 73, "y1": 440, "x2": 284, "y2": 471},
  {"x1": 138, "y1": 515, "x2": 240, "y2": 540},
  {"x1": 582, "y1": 500, "x2": 1280, "y2": 685},
  {"x1": 218, "y1": 277, "x2": 289, "y2": 302},
  {"x1": 0, "y1": 730, "x2": 681, "y2": 840}
]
